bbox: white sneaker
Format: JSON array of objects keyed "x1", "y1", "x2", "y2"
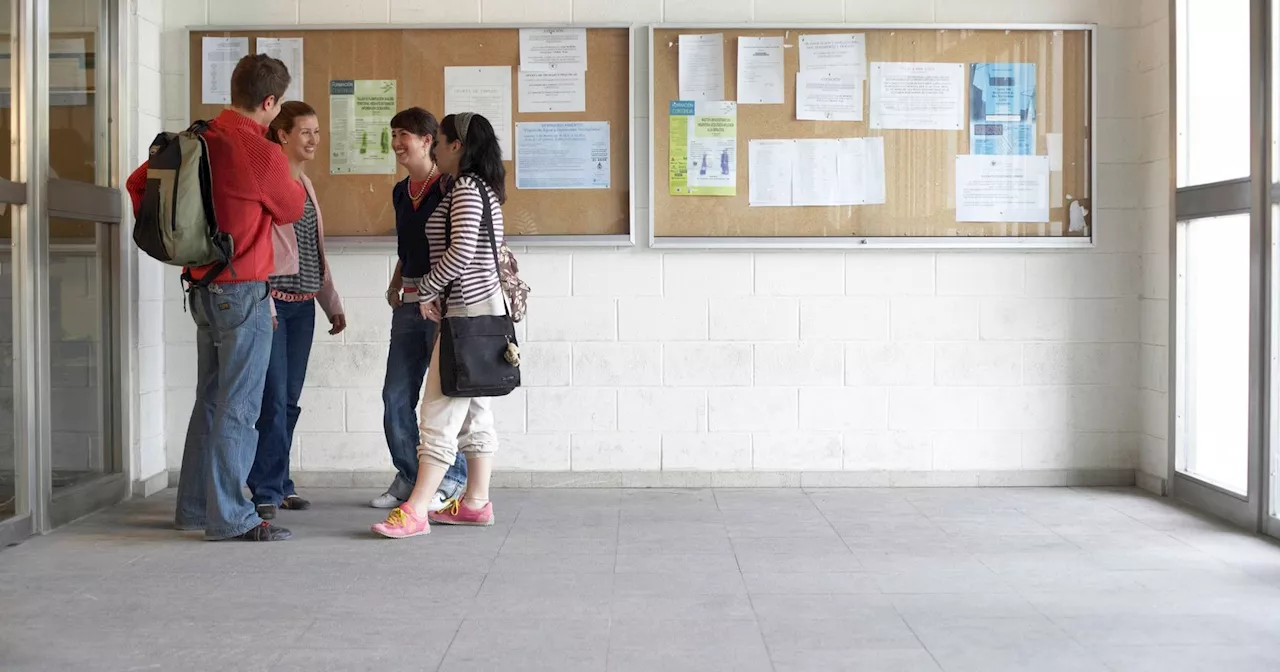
[
  {"x1": 429, "y1": 490, "x2": 449, "y2": 511},
  {"x1": 370, "y1": 492, "x2": 404, "y2": 509}
]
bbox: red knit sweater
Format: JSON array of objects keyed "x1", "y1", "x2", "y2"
[{"x1": 126, "y1": 109, "x2": 305, "y2": 283}]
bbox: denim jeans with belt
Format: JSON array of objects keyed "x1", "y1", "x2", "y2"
[
  {"x1": 247, "y1": 298, "x2": 315, "y2": 507},
  {"x1": 382, "y1": 303, "x2": 467, "y2": 500},
  {"x1": 175, "y1": 281, "x2": 273, "y2": 539}
]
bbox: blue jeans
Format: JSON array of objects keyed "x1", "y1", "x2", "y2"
[
  {"x1": 247, "y1": 298, "x2": 315, "y2": 506},
  {"x1": 382, "y1": 303, "x2": 466, "y2": 500},
  {"x1": 175, "y1": 281, "x2": 273, "y2": 539}
]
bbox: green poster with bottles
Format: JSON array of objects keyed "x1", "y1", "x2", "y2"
[{"x1": 329, "y1": 79, "x2": 397, "y2": 174}]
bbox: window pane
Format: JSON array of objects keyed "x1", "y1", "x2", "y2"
[
  {"x1": 1179, "y1": 214, "x2": 1251, "y2": 494},
  {"x1": 0, "y1": 0, "x2": 12, "y2": 183},
  {"x1": 49, "y1": 0, "x2": 104, "y2": 185},
  {"x1": 1176, "y1": 0, "x2": 1252, "y2": 187},
  {"x1": 48, "y1": 218, "x2": 106, "y2": 490}
]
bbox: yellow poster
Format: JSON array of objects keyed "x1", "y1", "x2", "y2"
[{"x1": 669, "y1": 100, "x2": 737, "y2": 196}]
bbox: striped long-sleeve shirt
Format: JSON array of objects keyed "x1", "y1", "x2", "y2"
[{"x1": 416, "y1": 175, "x2": 505, "y2": 312}]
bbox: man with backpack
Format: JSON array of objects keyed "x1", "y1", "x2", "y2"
[{"x1": 127, "y1": 54, "x2": 305, "y2": 541}]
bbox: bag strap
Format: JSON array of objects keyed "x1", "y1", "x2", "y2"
[
  {"x1": 441, "y1": 176, "x2": 509, "y2": 320},
  {"x1": 182, "y1": 120, "x2": 233, "y2": 290}
]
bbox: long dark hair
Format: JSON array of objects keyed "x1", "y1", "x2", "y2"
[
  {"x1": 440, "y1": 113, "x2": 506, "y2": 204},
  {"x1": 265, "y1": 100, "x2": 317, "y2": 144}
]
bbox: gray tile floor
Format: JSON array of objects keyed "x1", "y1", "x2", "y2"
[{"x1": 5, "y1": 487, "x2": 1280, "y2": 671}]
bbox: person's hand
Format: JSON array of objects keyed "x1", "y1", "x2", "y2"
[
  {"x1": 272, "y1": 316, "x2": 278, "y2": 331},
  {"x1": 329, "y1": 314, "x2": 347, "y2": 336},
  {"x1": 386, "y1": 287, "x2": 402, "y2": 309},
  {"x1": 419, "y1": 299, "x2": 441, "y2": 322}
]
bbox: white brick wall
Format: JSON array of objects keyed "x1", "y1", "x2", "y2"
[
  {"x1": 1137, "y1": 0, "x2": 1171, "y2": 492},
  {"x1": 151, "y1": 0, "x2": 1155, "y2": 478}
]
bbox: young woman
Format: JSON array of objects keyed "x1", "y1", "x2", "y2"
[
  {"x1": 372, "y1": 107, "x2": 468, "y2": 511},
  {"x1": 373, "y1": 112, "x2": 507, "y2": 538},
  {"x1": 247, "y1": 100, "x2": 346, "y2": 520}
]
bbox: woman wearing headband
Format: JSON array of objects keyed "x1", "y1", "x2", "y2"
[
  {"x1": 373, "y1": 112, "x2": 507, "y2": 538},
  {"x1": 372, "y1": 107, "x2": 469, "y2": 512}
]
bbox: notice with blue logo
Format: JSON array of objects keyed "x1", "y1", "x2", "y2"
[
  {"x1": 515, "y1": 122, "x2": 610, "y2": 190},
  {"x1": 969, "y1": 63, "x2": 1037, "y2": 155}
]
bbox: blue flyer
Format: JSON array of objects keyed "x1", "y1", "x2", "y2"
[{"x1": 969, "y1": 63, "x2": 1036, "y2": 155}]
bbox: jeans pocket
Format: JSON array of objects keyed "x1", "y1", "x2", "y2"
[{"x1": 207, "y1": 284, "x2": 265, "y2": 332}]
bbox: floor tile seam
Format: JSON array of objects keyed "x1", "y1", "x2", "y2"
[
  {"x1": 429, "y1": 618, "x2": 468, "y2": 672},
  {"x1": 801, "y1": 488, "x2": 865, "y2": 567},
  {"x1": 884, "y1": 595, "x2": 946, "y2": 672}
]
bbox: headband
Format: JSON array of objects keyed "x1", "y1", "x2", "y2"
[{"x1": 454, "y1": 112, "x2": 475, "y2": 145}]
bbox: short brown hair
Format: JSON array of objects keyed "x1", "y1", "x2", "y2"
[
  {"x1": 266, "y1": 100, "x2": 318, "y2": 144},
  {"x1": 229, "y1": 54, "x2": 291, "y2": 111}
]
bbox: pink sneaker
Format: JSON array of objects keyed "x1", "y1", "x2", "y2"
[
  {"x1": 428, "y1": 499, "x2": 494, "y2": 526},
  {"x1": 371, "y1": 504, "x2": 430, "y2": 538}
]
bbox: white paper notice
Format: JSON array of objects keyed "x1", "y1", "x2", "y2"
[
  {"x1": 837, "y1": 137, "x2": 886, "y2": 205},
  {"x1": 519, "y1": 28, "x2": 588, "y2": 71},
  {"x1": 445, "y1": 66, "x2": 514, "y2": 161},
  {"x1": 870, "y1": 62, "x2": 966, "y2": 130},
  {"x1": 799, "y1": 33, "x2": 866, "y2": 76},
  {"x1": 793, "y1": 139, "x2": 842, "y2": 207},
  {"x1": 737, "y1": 36, "x2": 785, "y2": 105},
  {"x1": 256, "y1": 37, "x2": 304, "y2": 102},
  {"x1": 679, "y1": 34, "x2": 725, "y2": 102},
  {"x1": 797, "y1": 70, "x2": 863, "y2": 121},
  {"x1": 955, "y1": 155, "x2": 1051, "y2": 223},
  {"x1": 1046, "y1": 132, "x2": 1064, "y2": 171},
  {"x1": 749, "y1": 140, "x2": 795, "y2": 207},
  {"x1": 519, "y1": 69, "x2": 586, "y2": 113},
  {"x1": 202, "y1": 37, "x2": 248, "y2": 104},
  {"x1": 516, "y1": 122, "x2": 610, "y2": 190}
]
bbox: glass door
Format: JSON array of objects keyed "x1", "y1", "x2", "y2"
[
  {"x1": 0, "y1": 0, "x2": 34, "y2": 548},
  {"x1": 43, "y1": 0, "x2": 126, "y2": 527},
  {"x1": 0, "y1": 0, "x2": 126, "y2": 546},
  {"x1": 1172, "y1": 0, "x2": 1266, "y2": 528}
]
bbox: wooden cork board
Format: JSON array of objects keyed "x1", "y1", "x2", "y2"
[
  {"x1": 651, "y1": 27, "x2": 1093, "y2": 239},
  {"x1": 189, "y1": 27, "x2": 631, "y2": 238}
]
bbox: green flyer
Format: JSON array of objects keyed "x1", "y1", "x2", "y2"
[
  {"x1": 329, "y1": 79, "x2": 396, "y2": 174},
  {"x1": 669, "y1": 100, "x2": 737, "y2": 196}
]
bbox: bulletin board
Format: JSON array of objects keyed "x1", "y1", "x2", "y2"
[
  {"x1": 188, "y1": 26, "x2": 633, "y2": 242},
  {"x1": 649, "y1": 24, "x2": 1095, "y2": 247}
]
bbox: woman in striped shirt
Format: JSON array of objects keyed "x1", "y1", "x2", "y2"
[
  {"x1": 373, "y1": 112, "x2": 506, "y2": 538},
  {"x1": 248, "y1": 100, "x2": 346, "y2": 521},
  {"x1": 372, "y1": 107, "x2": 470, "y2": 513}
]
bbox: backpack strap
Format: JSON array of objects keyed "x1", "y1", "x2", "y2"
[{"x1": 182, "y1": 120, "x2": 235, "y2": 289}]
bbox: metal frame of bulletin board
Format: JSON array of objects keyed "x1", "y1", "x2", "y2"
[
  {"x1": 185, "y1": 23, "x2": 636, "y2": 247},
  {"x1": 648, "y1": 23, "x2": 1099, "y2": 250}
]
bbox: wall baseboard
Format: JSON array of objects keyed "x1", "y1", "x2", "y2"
[
  {"x1": 167, "y1": 468, "x2": 1136, "y2": 490},
  {"x1": 132, "y1": 471, "x2": 169, "y2": 498},
  {"x1": 1135, "y1": 470, "x2": 1168, "y2": 496}
]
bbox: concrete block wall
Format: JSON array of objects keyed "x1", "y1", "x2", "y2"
[
  {"x1": 1137, "y1": 0, "x2": 1172, "y2": 493},
  {"x1": 155, "y1": 0, "x2": 1158, "y2": 484},
  {"x1": 132, "y1": 0, "x2": 169, "y2": 487}
]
